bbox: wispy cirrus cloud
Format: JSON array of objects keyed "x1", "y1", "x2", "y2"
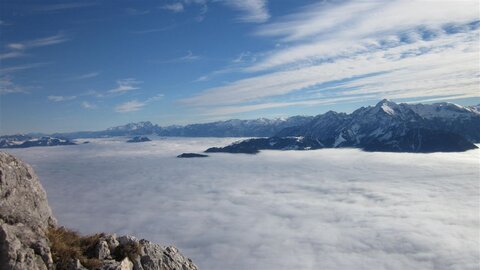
[
  {"x1": 125, "y1": 8, "x2": 150, "y2": 16},
  {"x1": 0, "y1": 62, "x2": 49, "y2": 73},
  {"x1": 251, "y1": 0, "x2": 479, "y2": 71},
  {"x1": 69, "y1": 72, "x2": 100, "y2": 81},
  {"x1": 48, "y1": 95, "x2": 77, "y2": 102},
  {"x1": 221, "y1": 0, "x2": 270, "y2": 23},
  {"x1": 115, "y1": 100, "x2": 145, "y2": 112},
  {"x1": 161, "y1": 0, "x2": 268, "y2": 23},
  {"x1": 0, "y1": 76, "x2": 28, "y2": 95},
  {"x1": 181, "y1": 0, "x2": 480, "y2": 117},
  {"x1": 108, "y1": 78, "x2": 142, "y2": 94},
  {"x1": 7, "y1": 33, "x2": 69, "y2": 51},
  {"x1": 158, "y1": 50, "x2": 202, "y2": 64},
  {"x1": 130, "y1": 25, "x2": 176, "y2": 34},
  {"x1": 160, "y1": 3, "x2": 185, "y2": 13},
  {"x1": 81, "y1": 101, "x2": 96, "y2": 109},
  {"x1": 35, "y1": 2, "x2": 98, "y2": 12},
  {"x1": 1, "y1": 33, "x2": 68, "y2": 62},
  {"x1": 115, "y1": 94, "x2": 164, "y2": 113},
  {"x1": 0, "y1": 51, "x2": 25, "y2": 60}
]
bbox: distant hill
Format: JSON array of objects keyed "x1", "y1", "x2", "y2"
[{"x1": 43, "y1": 116, "x2": 314, "y2": 139}]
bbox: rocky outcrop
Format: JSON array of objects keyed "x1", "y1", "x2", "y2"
[
  {"x1": 0, "y1": 151, "x2": 57, "y2": 270},
  {"x1": 0, "y1": 152, "x2": 198, "y2": 270}
]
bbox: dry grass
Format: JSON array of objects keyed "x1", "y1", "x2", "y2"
[
  {"x1": 47, "y1": 226, "x2": 142, "y2": 269},
  {"x1": 47, "y1": 226, "x2": 103, "y2": 270}
]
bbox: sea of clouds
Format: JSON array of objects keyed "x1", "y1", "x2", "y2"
[{"x1": 5, "y1": 137, "x2": 480, "y2": 270}]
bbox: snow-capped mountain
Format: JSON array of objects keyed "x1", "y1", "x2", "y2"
[
  {"x1": 44, "y1": 117, "x2": 313, "y2": 139},
  {"x1": 0, "y1": 136, "x2": 76, "y2": 149},
  {"x1": 107, "y1": 121, "x2": 156, "y2": 133},
  {"x1": 156, "y1": 116, "x2": 314, "y2": 137},
  {"x1": 207, "y1": 100, "x2": 480, "y2": 153},
  {"x1": 1, "y1": 100, "x2": 478, "y2": 152}
]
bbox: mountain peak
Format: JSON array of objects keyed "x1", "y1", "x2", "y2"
[
  {"x1": 107, "y1": 121, "x2": 155, "y2": 131},
  {"x1": 375, "y1": 99, "x2": 399, "y2": 115}
]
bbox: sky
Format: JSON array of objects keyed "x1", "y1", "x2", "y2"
[
  {"x1": 5, "y1": 137, "x2": 480, "y2": 269},
  {"x1": 0, "y1": 0, "x2": 479, "y2": 134}
]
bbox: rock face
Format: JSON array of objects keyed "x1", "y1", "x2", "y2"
[
  {"x1": 0, "y1": 151, "x2": 57, "y2": 270},
  {"x1": 0, "y1": 152, "x2": 198, "y2": 270}
]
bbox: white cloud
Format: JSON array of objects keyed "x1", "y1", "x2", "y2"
[
  {"x1": 161, "y1": 3, "x2": 185, "y2": 13},
  {"x1": 6, "y1": 138, "x2": 480, "y2": 270},
  {"x1": 0, "y1": 76, "x2": 27, "y2": 95},
  {"x1": 81, "y1": 101, "x2": 96, "y2": 109},
  {"x1": 7, "y1": 33, "x2": 69, "y2": 51},
  {"x1": 114, "y1": 94, "x2": 163, "y2": 113},
  {"x1": 131, "y1": 26, "x2": 175, "y2": 34},
  {"x1": 125, "y1": 8, "x2": 150, "y2": 16},
  {"x1": 0, "y1": 51, "x2": 25, "y2": 60},
  {"x1": 108, "y1": 78, "x2": 142, "y2": 94},
  {"x1": 48, "y1": 95, "x2": 77, "y2": 102},
  {"x1": 181, "y1": 0, "x2": 480, "y2": 116},
  {"x1": 70, "y1": 72, "x2": 100, "y2": 81},
  {"x1": 222, "y1": 0, "x2": 270, "y2": 23},
  {"x1": 146, "y1": 94, "x2": 165, "y2": 103},
  {"x1": 252, "y1": 0, "x2": 479, "y2": 71},
  {"x1": 159, "y1": 51, "x2": 202, "y2": 63},
  {"x1": 232, "y1": 51, "x2": 255, "y2": 63},
  {"x1": 0, "y1": 62, "x2": 49, "y2": 73},
  {"x1": 35, "y1": 2, "x2": 98, "y2": 12},
  {"x1": 179, "y1": 50, "x2": 201, "y2": 61},
  {"x1": 115, "y1": 100, "x2": 145, "y2": 112}
]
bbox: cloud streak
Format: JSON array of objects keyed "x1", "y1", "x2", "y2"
[
  {"x1": 0, "y1": 76, "x2": 27, "y2": 95},
  {"x1": 181, "y1": 0, "x2": 480, "y2": 116},
  {"x1": 7, "y1": 33, "x2": 69, "y2": 51},
  {"x1": 48, "y1": 95, "x2": 77, "y2": 102},
  {"x1": 81, "y1": 101, "x2": 96, "y2": 109},
  {"x1": 0, "y1": 62, "x2": 49, "y2": 73},
  {"x1": 70, "y1": 72, "x2": 100, "y2": 81},
  {"x1": 35, "y1": 2, "x2": 98, "y2": 12},
  {"x1": 160, "y1": 3, "x2": 185, "y2": 13},
  {"x1": 222, "y1": 0, "x2": 270, "y2": 23},
  {"x1": 108, "y1": 78, "x2": 142, "y2": 94},
  {"x1": 115, "y1": 94, "x2": 163, "y2": 112}
]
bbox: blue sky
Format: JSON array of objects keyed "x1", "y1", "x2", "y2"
[{"x1": 0, "y1": 0, "x2": 479, "y2": 134}]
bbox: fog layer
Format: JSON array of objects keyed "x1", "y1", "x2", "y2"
[{"x1": 6, "y1": 138, "x2": 479, "y2": 270}]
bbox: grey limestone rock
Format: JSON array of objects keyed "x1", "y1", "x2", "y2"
[{"x1": 0, "y1": 151, "x2": 56, "y2": 270}]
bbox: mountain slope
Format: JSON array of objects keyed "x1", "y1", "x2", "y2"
[{"x1": 206, "y1": 100, "x2": 479, "y2": 153}]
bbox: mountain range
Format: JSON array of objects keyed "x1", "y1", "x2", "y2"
[
  {"x1": 1, "y1": 100, "x2": 479, "y2": 152},
  {"x1": 206, "y1": 100, "x2": 480, "y2": 153}
]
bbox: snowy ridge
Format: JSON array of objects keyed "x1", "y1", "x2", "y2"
[
  {"x1": 0, "y1": 136, "x2": 76, "y2": 148},
  {"x1": 207, "y1": 100, "x2": 480, "y2": 153}
]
